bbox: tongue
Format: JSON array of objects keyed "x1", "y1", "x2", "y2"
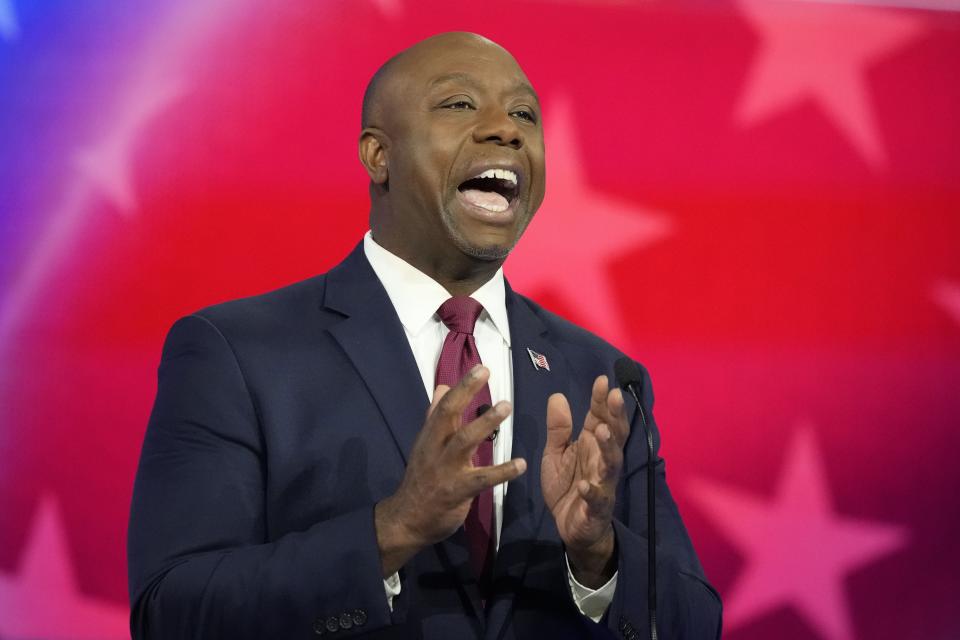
[{"x1": 461, "y1": 189, "x2": 509, "y2": 212}]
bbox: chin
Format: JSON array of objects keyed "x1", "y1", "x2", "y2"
[
  {"x1": 459, "y1": 240, "x2": 512, "y2": 261},
  {"x1": 445, "y1": 218, "x2": 522, "y2": 262}
]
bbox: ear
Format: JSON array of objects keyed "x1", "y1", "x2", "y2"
[{"x1": 358, "y1": 128, "x2": 389, "y2": 185}]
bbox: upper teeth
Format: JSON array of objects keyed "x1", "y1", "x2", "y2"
[{"x1": 474, "y1": 168, "x2": 518, "y2": 186}]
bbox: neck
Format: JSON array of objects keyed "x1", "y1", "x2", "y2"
[
  {"x1": 435, "y1": 265, "x2": 501, "y2": 297},
  {"x1": 377, "y1": 234, "x2": 503, "y2": 296},
  {"x1": 370, "y1": 208, "x2": 505, "y2": 297}
]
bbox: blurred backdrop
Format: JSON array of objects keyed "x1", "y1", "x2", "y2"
[{"x1": 1, "y1": 1, "x2": 959, "y2": 638}]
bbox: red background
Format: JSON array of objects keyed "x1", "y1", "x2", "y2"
[{"x1": 1, "y1": 1, "x2": 958, "y2": 638}]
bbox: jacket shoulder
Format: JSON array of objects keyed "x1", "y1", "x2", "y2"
[
  {"x1": 512, "y1": 292, "x2": 655, "y2": 411},
  {"x1": 168, "y1": 274, "x2": 335, "y2": 354},
  {"x1": 196, "y1": 274, "x2": 327, "y2": 323},
  {"x1": 513, "y1": 292, "x2": 639, "y2": 369}
]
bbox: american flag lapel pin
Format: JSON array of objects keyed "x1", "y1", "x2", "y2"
[{"x1": 527, "y1": 348, "x2": 550, "y2": 372}]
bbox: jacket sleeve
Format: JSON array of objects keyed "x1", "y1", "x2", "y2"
[
  {"x1": 603, "y1": 365, "x2": 723, "y2": 640},
  {"x1": 128, "y1": 315, "x2": 392, "y2": 639}
]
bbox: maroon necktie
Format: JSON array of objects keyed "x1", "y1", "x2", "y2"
[{"x1": 435, "y1": 296, "x2": 494, "y2": 586}]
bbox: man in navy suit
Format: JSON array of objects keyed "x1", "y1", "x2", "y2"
[{"x1": 128, "y1": 32, "x2": 721, "y2": 639}]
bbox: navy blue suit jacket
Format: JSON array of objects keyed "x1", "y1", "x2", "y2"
[{"x1": 128, "y1": 242, "x2": 721, "y2": 639}]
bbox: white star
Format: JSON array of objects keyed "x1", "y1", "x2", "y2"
[
  {"x1": 932, "y1": 279, "x2": 960, "y2": 326},
  {"x1": 74, "y1": 78, "x2": 184, "y2": 215},
  {"x1": 0, "y1": 0, "x2": 19, "y2": 42},
  {"x1": 686, "y1": 425, "x2": 908, "y2": 640},
  {"x1": 506, "y1": 96, "x2": 672, "y2": 347},
  {"x1": 0, "y1": 77, "x2": 184, "y2": 343},
  {"x1": 0, "y1": 496, "x2": 129, "y2": 638},
  {"x1": 735, "y1": 0, "x2": 926, "y2": 167}
]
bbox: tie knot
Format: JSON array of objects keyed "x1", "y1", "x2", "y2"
[{"x1": 437, "y1": 296, "x2": 484, "y2": 335}]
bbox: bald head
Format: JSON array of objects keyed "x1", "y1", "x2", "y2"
[
  {"x1": 361, "y1": 32, "x2": 531, "y2": 130},
  {"x1": 356, "y1": 31, "x2": 545, "y2": 290}
]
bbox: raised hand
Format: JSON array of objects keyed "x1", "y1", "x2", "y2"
[
  {"x1": 374, "y1": 365, "x2": 527, "y2": 577},
  {"x1": 541, "y1": 375, "x2": 630, "y2": 587}
]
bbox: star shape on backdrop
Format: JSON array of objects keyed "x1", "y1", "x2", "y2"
[
  {"x1": 0, "y1": 496, "x2": 129, "y2": 639},
  {"x1": 73, "y1": 77, "x2": 184, "y2": 215},
  {"x1": 686, "y1": 424, "x2": 908, "y2": 640},
  {"x1": 734, "y1": 0, "x2": 926, "y2": 168},
  {"x1": 0, "y1": 76, "x2": 184, "y2": 346},
  {"x1": 932, "y1": 279, "x2": 960, "y2": 326},
  {"x1": 506, "y1": 96, "x2": 672, "y2": 347},
  {"x1": 371, "y1": 0, "x2": 402, "y2": 18},
  {"x1": 0, "y1": 0, "x2": 18, "y2": 42}
]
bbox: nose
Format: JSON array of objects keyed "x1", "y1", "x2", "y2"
[{"x1": 473, "y1": 107, "x2": 523, "y2": 150}]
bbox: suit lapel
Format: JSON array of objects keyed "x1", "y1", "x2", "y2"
[
  {"x1": 489, "y1": 284, "x2": 571, "y2": 628},
  {"x1": 324, "y1": 243, "x2": 429, "y2": 463},
  {"x1": 325, "y1": 250, "x2": 573, "y2": 630},
  {"x1": 324, "y1": 243, "x2": 485, "y2": 622}
]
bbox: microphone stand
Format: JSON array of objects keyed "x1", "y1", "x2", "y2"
[{"x1": 616, "y1": 359, "x2": 657, "y2": 640}]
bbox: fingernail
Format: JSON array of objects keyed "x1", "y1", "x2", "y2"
[
  {"x1": 514, "y1": 458, "x2": 527, "y2": 473},
  {"x1": 494, "y1": 401, "x2": 511, "y2": 417},
  {"x1": 469, "y1": 364, "x2": 484, "y2": 379}
]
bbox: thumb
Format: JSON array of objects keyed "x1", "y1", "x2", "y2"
[{"x1": 545, "y1": 393, "x2": 573, "y2": 455}]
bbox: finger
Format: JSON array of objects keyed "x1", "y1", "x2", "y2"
[
  {"x1": 545, "y1": 393, "x2": 573, "y2": 455},
  {"x1": 576, "y1": 479, "x2": 614, "y2": 519},
  {"x1": 453, "y1": 400, "x2": 512, "y2": 455},
  {"x1": 465, "y1": 458, "x2": 528, "y2": 496},
  {"x1": 604, "y1": 388, "x2": 630, "y2": 447},
  {"x1": 584, "y1": 375, "x2": 610, "y2": 432},
  {"x1": 427, "y1": 385, "x2": 451, "y2": 418},
  {"x1": 430, "y1": 365, "x2": 491, "y2": 431},
  {"x1": 594, "y1": 423, "x2": 623, "y2": 482}
]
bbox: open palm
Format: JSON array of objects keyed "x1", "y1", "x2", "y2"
[{"x1": 541, "y1": 375, "x2": 629, "y2": 553}]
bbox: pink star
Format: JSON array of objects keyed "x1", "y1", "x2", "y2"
[
  {"x1": 506, "y1": 97, "x2": 672, "y2": 346},
  {"x1": 0, "y1": 496, "x2": 129, "y2": 638},
  {"x1": 686, "y1": 425, "x2": 908, "y2": 640},
  {"x1": 735, "y1": 0, "x2": 926, "y2": 167},
  {"x1": 932, "y1": 279, "x2": 960, "y2": 326},
  {"x1": 371, "y1": 0, "x2": 402, "y2": 18},
  {"x1": 74, "y1": 78, "x2": 183, "y2": 214}
]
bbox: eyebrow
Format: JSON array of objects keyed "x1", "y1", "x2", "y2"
[{"x1": 428, "y1": 72, "x2": 540, "y2": 104}]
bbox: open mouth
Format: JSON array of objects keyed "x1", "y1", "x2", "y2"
[{"x1": 457, "y1": 169, "x2": 520, "y2": 214}]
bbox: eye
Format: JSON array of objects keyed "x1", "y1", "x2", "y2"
[
  {"x1": 511, "y1": 108, "x2": 538, "y2": 124},
  {"x1": 442, "y1": 99, "x2": 475, "y2": 110}
]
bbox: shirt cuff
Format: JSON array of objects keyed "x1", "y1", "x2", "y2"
[
  {"x1": 383, "y1": 572, "x2": 401, "y2": 611},
  {"x1": 565, "y1": 554, "x2": 617, "y2": 622}
]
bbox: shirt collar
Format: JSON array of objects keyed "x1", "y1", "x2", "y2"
[{"x1": 363, "y1": 230, "x2": 511, "y2": 346}]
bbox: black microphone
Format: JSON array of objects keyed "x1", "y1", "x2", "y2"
[
  {"x1": 476, "y1": 403, "x2": 498, "y2": 441},
  {"x1": 614, "y1": 357, "x2": 658, "y2": 640}
]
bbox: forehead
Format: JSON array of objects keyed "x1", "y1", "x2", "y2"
[{"x1": 401, "y1": 41, "x2": 537, "y2": 99}]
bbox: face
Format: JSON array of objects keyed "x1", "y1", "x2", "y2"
[{"x1": 369, "y1": 35, "x2": 546, "y2": 268}]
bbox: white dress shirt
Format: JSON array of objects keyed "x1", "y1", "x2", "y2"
[{"x1": 363, "y1": 231, "x2": 615, "y2": 622}]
